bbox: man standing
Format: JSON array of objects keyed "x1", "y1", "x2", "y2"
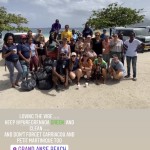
[
  {"x1": 82, "y1": 23, "x2": 93, "y2": 38},
  {"x1": 124, "y1": 32, "x2": 144, "y2": 81},
  {"x1": 100, "y1": 29, "x2": 107, "y2": 40},
  {"x1": 61, "y1": 25, "x2": 72, "y2": 43},
  {"x1": 50, "y1": 19, "x2": 61, "y2": 36}
]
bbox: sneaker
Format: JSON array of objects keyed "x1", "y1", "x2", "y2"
[
  {"x1": 76, "y1": 83, "x2": 80, "y2": 89},
  {"x1": 125, "y1": 75, "x2": 130, "y2": 78},
  {"x1": 55, "y1": 85, "x2": 61, "y2": 92},
  {"x1": 110, "y1": 76, "x2": 114, "y2": 79},
  {"x1": 133, "y1": 77, "x2": 137, "y2": 81}
]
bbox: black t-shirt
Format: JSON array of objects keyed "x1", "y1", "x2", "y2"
[
  {"x1": 54, "y1": 59, "x2": 69, "y2": 75},
  {"x1": 82, "y1": 28, "x2": 93, "y2": 38},
  {"x1": 69, "y1": 43, "x2": 75, "y2": 52},
  {"x1": 92, "y1": 38, "x2": 103, "y2": 55}
]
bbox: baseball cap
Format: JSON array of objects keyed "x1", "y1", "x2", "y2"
[
  {"x1": 98, "y1": 54, "x2": 103, "y2": 58},
  {"x1": 20, "y1": 34, "x2": 27, "y2": 39},
  {"x1": 60, "y1": 51, "x2": 66, "y2": 54},
  {"x1": 71, "y1": 52, "x2": 76, "y2": 56},
  {"x1": 87, "y1": 35, "x2": 91, "y2": 38}
]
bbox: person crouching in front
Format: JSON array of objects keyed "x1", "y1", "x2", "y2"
[
  {"x1": 93, "y1": 54, "x2": 107, "y2": 84},
  {"x1": 52, "y1": 51, "x2": 69, "y2": 91},
  {"x1": 108, "y1": 54, "x2": 126, "y2": 80},
  {"x1": 80, "y1": 52, "x2": 93, "y2": 83},
  {"x1": 68, "y1": 52, "x2": 82, "y2": 86}
]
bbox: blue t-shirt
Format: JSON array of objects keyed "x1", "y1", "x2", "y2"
[
  {"x1": 111, "y1": 60, "x2": 126, "y2": 76},
  {"x1": 70, "y1": 58, "x2": 79, "y2": 71},
  {"x1": 17, "y1": 43, "x2": 31, "y2": 60},
  {"x1": 2, "y1": 44, "x2": 19, "y2": 62}
]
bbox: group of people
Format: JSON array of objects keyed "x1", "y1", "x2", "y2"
[{"x1": 1, "y1": 19, "x2": 144, "y2": 91}]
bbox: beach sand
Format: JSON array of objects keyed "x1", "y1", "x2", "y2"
[{"x1": 0, "y1": 52, "x2": 150, "y2": 109}]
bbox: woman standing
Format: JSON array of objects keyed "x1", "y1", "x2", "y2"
[
  {"x1": 58, "y1": 37, "x2": 71, "y2": 59},
  {"x1": 75, "y1": 36, "x2": 84, "y2": 56},
  {"x1": 34, "y1": 29, "x2": 46, "y2": 67},
  {"x1": 27, "y1": 37, "x2": 38, "y2": 72},
  {"x1": 17, "y1": 35, "x2": 31, "y2": 80},
  {"x1": 2, "y1": 33, "x2": 23, "y2": 88},
  {"x1": 102, "y1": 35, "x2": 110, "y2": 67},
  {"x1": 91, "y1": 32, "x2": 103, "y2": 55},
  {"x1": 45, "y1": 32, "x2": 59, "y2": 60},
  {"x1": 110, "y1": 34, "x2": 123, "y2": 60}
]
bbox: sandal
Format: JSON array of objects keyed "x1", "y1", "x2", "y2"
[{"x1": 15, "y1": 83, "x2": 20, "y2": 87}]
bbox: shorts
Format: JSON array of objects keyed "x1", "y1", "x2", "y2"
[{"x1": 103, "y1": 54, "x2": 110, "y2": 63}]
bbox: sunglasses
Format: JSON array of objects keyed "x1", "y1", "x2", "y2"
[
  {"x1": 60, "y1": 54, "x2": 65, "y2": 56},
  {"x1": 71, "y1": 55, "x2": 76, "y2": 57},
  {"x1": 95, "y1": 35, "x2": 100, "y2": 36}
]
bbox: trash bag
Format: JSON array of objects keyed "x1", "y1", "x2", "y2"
[
  {"x1": 43, "y1": 57, "x2": 53, "y2": 67},
  {"x1": 21, "y1": 79, "x2": 36, "y2": 91},
  {"x1": 37, "y1": 78, "x2": 53, "y2": 90}
]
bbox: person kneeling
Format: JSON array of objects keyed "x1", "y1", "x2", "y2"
[
  {"x1": 93, "y1": 54, "x2": 107, "y2": 84},
  {"x1": 69, "y1": 52, "x2": 82, "y2": 86},
  {"x1": 80, "y1": 53, "x2": 93, "y2": 83},
  {"x1": 52, "y1": 52, "x2": 69, "y2": 91},
  {"x1": 108, "y1": 54, "x2": 126, "y2": 80}
]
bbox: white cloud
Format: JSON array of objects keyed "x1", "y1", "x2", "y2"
[
  {"x1": 0, "y1": 0, "x2": 8, "y2": 3},
  {"x1": 1, "y1": 0, "x2": 149, "y2": 27}
]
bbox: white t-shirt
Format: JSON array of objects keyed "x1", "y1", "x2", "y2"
[
  {"x1": 110, "y1": 39, "x2": 123, "y2": 52},
  {"x1": 124, "y1": 39, "x2": 142, "y2": 57}
]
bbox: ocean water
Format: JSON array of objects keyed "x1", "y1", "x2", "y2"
[{"x1": 1, "y1": 27, "x2": 84, "y2": 39}]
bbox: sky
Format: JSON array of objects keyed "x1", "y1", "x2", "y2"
[{"x1": 0, "y1": 0, "x2": 150, "y2": 28}]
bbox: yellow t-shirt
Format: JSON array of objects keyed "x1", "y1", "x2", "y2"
[{"x1": 61, "y1": 30, "x2": 72, "y2": 42}]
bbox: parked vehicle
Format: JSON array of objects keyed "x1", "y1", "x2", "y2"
[
  {"x1": 112, "y1": 27, "x2": 150, "y2": 52},
  {"x1": 13, "y1": 32, "x2": 36, "y2": 44},
  {"x1": 0, "y1": 32, "x2": 3, "y2": 52}
]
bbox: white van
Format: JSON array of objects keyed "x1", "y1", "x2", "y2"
[{"x1": 0, "y1": 32, "x2": 3, "y2": 52}]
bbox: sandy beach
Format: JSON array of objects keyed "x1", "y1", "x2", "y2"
[{"x1": 0, "y1": 52, "x2": 150, "y2": 109}]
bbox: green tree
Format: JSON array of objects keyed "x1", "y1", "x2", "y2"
[
  {"x1": 87, "y1": 3, "x2": 145, "y2": 29},
  {"x1": 0, "y1": 6, "x2": 29, "y2": 32}
]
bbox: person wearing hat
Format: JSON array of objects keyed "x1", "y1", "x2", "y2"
[
  {"x1": 69, "y1": 52, "x2": 82, "y2": 86},
  {"x1": 108, "y1": 54, "x2": 126, "y2": 80},
  {"x1": 52, "y1": 51, "x2": 69, "y2": 91},
  {"x1": 17, "y1": 34, "x2": 31, "y2": 80},
  {"x1": 80, "y1": 52, "x2": 93, "y2": 83},
  {"x1": 93, "y1": 54, "x2": 107, "y2": 84}
]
